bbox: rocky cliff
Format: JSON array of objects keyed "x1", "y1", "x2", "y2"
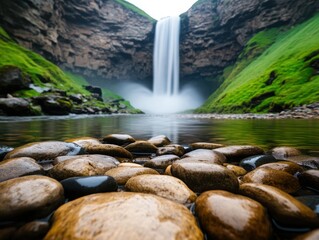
[
  {"x1": 0, "y1": 0, "x2": 154, "y2": 83},
  {"x1": 180, "y1": 0, "x2": 319, "y2": 83}
]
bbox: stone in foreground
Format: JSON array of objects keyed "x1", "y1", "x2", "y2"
[
  {"x1": 44, "y1": 192, "x2": 203, "y2": 240},
  {"x1": 125, "y1": 174, "x2": 197, "y2": 204},
  {"x1": 0, "y1": 175, "x2": 64, "y2": 221},
  {"x1": 196, "y1": 190, "x2": 271, "y2": 240}
]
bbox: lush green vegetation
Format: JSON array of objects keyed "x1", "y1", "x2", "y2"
[
  {"x1": 197, "y1": 14, "x2": 319, "y2": 113},
  {"x1": 114, "y1": 0, "x2": 155, "y2": 22}
]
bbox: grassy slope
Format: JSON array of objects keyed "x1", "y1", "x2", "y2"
[
  {"x1": 197, "y1": 14, "x2": 319, "y2": 113},
  {"x1": 114, "y1": 0, "x2": 155, "y2": 22}
]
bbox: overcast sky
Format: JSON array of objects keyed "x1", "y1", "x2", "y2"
[{"x1": 126, "y1": 0, "x2": 198, "y2": 20}]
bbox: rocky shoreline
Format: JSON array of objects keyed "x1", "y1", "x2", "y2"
[{"x1": 0, "y1": 134, "x2": 318, "y2": 239}]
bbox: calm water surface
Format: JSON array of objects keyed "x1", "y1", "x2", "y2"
[{"x1": 0, "y1": 114, "x2": 319, "y2": 154}]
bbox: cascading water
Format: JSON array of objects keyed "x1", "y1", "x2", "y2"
[
  {"x1": 153, "y1": 16, "x2": 180, "y2": 96},
  {"x1": 115, "y1": 16, "x2": 203, "y2": 114}
]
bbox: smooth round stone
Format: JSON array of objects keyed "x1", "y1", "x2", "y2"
[
  {"x1": 0, "y1": 157, "x2": 44, "y2": 182},
  {"x1": 189, "y1": 142, "x2": 225, "y2": 150},
  {"x1": 126, "y1": 174, "x2": 197, "y2": 204},
  {"x1": 214, "y1": 145, "x2": 264, "y2": 161},
  {"x1": 171, "y1": 162, "x2": 239, "y2": 193},
  {"x1": 298, "y1": 170, "x2": 319, "y2": 191},
  {"x1": 105, "y1": 166, "x2": 160, "y2": 185},
  {"x1": 269, "y1": 146, "x2": 302, "y2": 160},
  {"x1": 44, "y1": 192, "x2": 203, "y2": 240},
  {"x1": 118, "y1": 162, "x2": 142, "y2": 167},
  {"x1": 239, "y1": 155, "x2": 277, "y2": 171},
  {"x1": 195, "y1": 190, "x2": 271, "y2": 240},
  {"x1": 14, "y1": 221, "x2": 50, "y2": 240},
  {"x1": 53, "y1": 154, "x2": 119, "y2": 165},
  {"x1": 240, "y1": 183, "x2": 319, "y2": 228},
  {"x1": 224, "y1": 164, "x2": 247, "y2": 176},
  {"x1": 85, "y1": 144, "x2": 133, "y2": 161},
  {"x1": 61, "y1": 176, "x2": 118, "y2": 200},
  {"x1": 144, "y1": 154, "x2": 180, "y2": 169},
  {"x1": 125, "y1": 141, "x2": 158, "y2": 154},
  {"x1": 102, "y1": 134, "x2": 135, "y2": 146},
  {"x1": 133, "y1": 156, "x2": 152, "y2": 165},
  {"x1": 242, "y1": 168, "x2": 301, "y2": 194},
  {"x1": 294, "y1": 229, "x2": 319, "y2": 240},
  {"x1": 157, "y1": 144, "x2": 185, "y2": 156},
  {"x1": 49, "y1": 156, "x2": 119, "y2": 180},
  {"x1": 296, "y1": 196, "x2": 319, "y2": 217},
  {"x1": 0, "y1": 145, "x2": 14, "y2": 161},
  {"x1": 4, "y1": 141, "x2": 83, "y2": 161},
  {"x1": 181, "y1": 149, "x2": 226, "y2": 164},
  {"x1": 147, "y1": 135, "x2": 171, "y2": 147},
  {"x1": 64, "y1": 137, "x2": 101, "y2": 148},
  {"x1": 286, "y1": 155, "x2": 319, "y2": 169},
  {"x1": 259, "y1": 161, "x2": 304, "y2": 175},
  {"x1": 0, "y1": 176, "x2": 64, "y2": 221}
]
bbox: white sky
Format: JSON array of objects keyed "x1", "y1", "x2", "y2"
[{"x1": 126, "y1": 0, "x2": 198, "y2": 20}]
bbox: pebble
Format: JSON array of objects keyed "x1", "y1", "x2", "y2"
[
  {"x1": 61, "y1": 176, "x2": 118, "y2": 200},
  {"x1": 49, "y1": 155, "x2": 118, "y2": 180},
  {"x1": 53, "y1": 154, "x2": 119, "y2": 165},
  {"x1": 239, "y1": 154, "x2": 277, "y2": 171},
  {"x1": 171, "y1": 162, "x2": 239, "y2": 193},
  {"x1": 144, "y1": 154, "x2": 180, "y2": 169},
  {"x1": 157, "y1": 144, "x2": 185, "y2": 156},
  {"x1": 224, "y1": 164, "x2": 247, "y2": 176},
  {"x1": 286, "y1": 155, "x2": 319, "y2": 169},
  {"x1": 0, "y1": 157, "x2": 44, "y2": 182},
  {"x1": 242, "y1": 168, "x2": 301, "y2": 194},
  {"x1": 189, "y1": 142, "x2": 225, "y2": 150},
  {"x1": 269, "y1": 146, "x2": 302, "y2": 160},
  {"x1": 258, "y1": 161, "x2": 304, "y2": 175},
  {"x1": 147, "y1": 135, "x2": 171, "y2": 147},
  {"x1": 125, "y1": 140, "x2": 158, "y2": 154},
  {"x1": 102, "y1": 134, "x2": 135, "y2": 146},
  {"x1": 0, "y1": 176, "x2": 64, "y2": 221},
  {"x1": 181, "y1": 149, "x2": 226, "y2": 164},
  {"x1": 125, "y1": 174, "x2": 197, "y2": 204},
  {"x1": 214, "y1": 145, "x2": 264, "y2": 161},
  {"x1": 195, "y1": 190, "x2": 271, "y2": 240},
  {"x1": 64, "y1": 137, "x2": 101, "y2": 148},
  {"x1": 44, "y1": 192, "x2": 203, "y2": 240},
  {"x1": 298, "y1": 170, "x2": 319, "y2": 191},
  {"x1": 85, "y1": 144, "x2": 133, "y2": 161},
  {"x1": 105, "y1": 166, "x2": 160, "y2": 185},
  {"x1": 240, "y1": 183, "x2": 319, "y2": 228}
]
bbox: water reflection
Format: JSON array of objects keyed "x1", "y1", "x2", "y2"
[{"x1": 0, "y1": 115, "x2": 319, "y2": 154}]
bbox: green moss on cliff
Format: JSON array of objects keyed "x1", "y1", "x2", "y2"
[
  {"x1": 197, "y1": 14, "x2": 319, "y2": 113},
  {"x1": 114, "y1": 0, "x2": 155, "y2": 22}
]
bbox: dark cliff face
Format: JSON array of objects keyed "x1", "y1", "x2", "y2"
[
  {"x1": 180, "y1": 0, "x2": 319, "y2": 83},
  {"x1": 0, "y1": 0, "x2": 155, "y2": 83}
]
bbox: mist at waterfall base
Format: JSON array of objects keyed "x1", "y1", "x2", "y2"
[{"x1": 118, "y1": 16, "x2": 204, "y2": 114}]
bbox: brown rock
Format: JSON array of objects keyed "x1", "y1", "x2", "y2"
[
  {"x1": 44, "y1": 192, "x2": 203, "y2": 240},
  {"x1": 4, "y1": 141, "x2": 82, "y2": 161},
  {"x1": 242, "y1": 168, "x2": 301, "y2": 194},
  {"x1": 86, "y1": 144, "x2": 133, "y2": 161},
  {"x1": 298, "y1": 170, "x2": 319, "y2": 190},
  {"x1": 240, "y1": 183, "x2": 319, "y2": 228},
  {"x1": 64, "y1": 137, "x2": 101, "y2": 148},
  {"x1": 49, "y1": 155, "x2": 119, "y2": 180},
  {"x1": 125, "y1": 174, "x2": 197, "y2": 204},
  {"x1": 147, "y1": 135, "x2": 171, "y2": 147},
  {"x1": 224, "y1": 164, "x2": 247, "y2": 176},
  {"x1": 53, "y1": 154, "x2": 119, "y2": 165},
  {"x1": 269, "y1": 147, "x2": 302, "y2": 160},
  {"x1": 157, "y1": 144, "x2": 185, "y2": 156},
  {"x1": 189, "y1": 142, "x2": 225, "y2": 150},
  {"x1": 14, "y1": 221, "x2": 50, "y2": 240},
  {"x1": 0, "y1": 176, "x2": 64, "y2": 221},
  {"x1": 105, "y1": 166, "x2": 159, "y2": 185},
  {"x1": 0, "y1": 157, "x2": 44, "y2": 182},
  {"x1": 195, "y1": 190, "x2": 271, "y2": 240},
  {"x1": 181, "y1": 149, "x2": 226, "y2": 164},
  {"x1": 258, "y1": 161, "x2": 304, "y2": 175},
  {"x1": 214, "y1": 145, "x2": 264, "y2": 161},
  {"x1": 171, "y1": 162, "x2": 239, "y2": 193},
  {"x1": 102, "y1": 134, "x2": 135, "y2": 146},
  {"x1": 118, "y1": 162, "x2": 142, "y2": 168},
  {"x1": 144, "y1": 154, "x2": 180, "y2": 169},
  {"x1": 286, "y1": 155, "x2": 319, "y2": 169},
  {"x1": 125, "y1": 141, "x2": 158, "y2": 154}
]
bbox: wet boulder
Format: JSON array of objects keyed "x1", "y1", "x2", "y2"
[
  {"x1": 125, "y1": 141, "x2": 158, "y2": 154},
  {"x1": 0, "y1": 97, "x2": 38, "y2": 116},
  {"x1": 85, "y1": 144, "x2": 133, "y2": 161},
  {"x1": 189, "y1": 142, "x2": 224, "y2": 150},
  {"x1": 214, "y1": 145, "x2": 264, "y2": 161},
  {"x1": 239, "y1": 155, "x2": 277, "y2": 171},
  {"x1": 269, "y1": 146, "x2": 302, "y2": 160},
  {"x1": 147, "y1": 135, "x2": 171, "y2": 147},
  {"x1": 0, "y1": 66, "x2": 31, "y2": 93},
  {"x1": 157, "y1": 144, "x2": 185, "y2": 156},
  {"x1": 144, "y1": 154, "x2": 180, "y2": 169},
  {"x1": 258, "y1": 161, "x2": 304, "y2": 175},
  {"x1": 102, "y1": 134, "x2": 135, "y2": 146}
]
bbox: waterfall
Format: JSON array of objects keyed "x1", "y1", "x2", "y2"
[{"x1": 153, "y1": 16, "x2": 180, "y2": 96}]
